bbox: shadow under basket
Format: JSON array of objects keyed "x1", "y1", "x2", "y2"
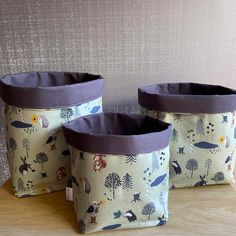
[
  {"x1": 63, "y1": 112, "x2": 172, "y2": 234},
  {"x1": 0, "y1": 71, "x2": 104, "y2": 197},
  {"x1": 139, "y1": 82, "x2": 236, "y2": 189}
]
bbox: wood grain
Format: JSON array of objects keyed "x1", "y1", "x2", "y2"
[{"x1": 0, "y1": 179, "x2": 236, "y2": 235}]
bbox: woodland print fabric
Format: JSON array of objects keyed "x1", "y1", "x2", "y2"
[
  {"x1": 5, "y1": 97, "x2": 102, "y2": 197},
  {"x1": 70, "y1": 147, "x2": 170, "y2": 233},
  {"x1": 141, "y1": 107, "x2": 236, "y2": 188}
]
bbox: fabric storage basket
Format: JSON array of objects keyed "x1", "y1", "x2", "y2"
[
  {"x1": 63, "y1": 113, "x2": 171, "y2": 234},
  {"x1": 139, "y1": 83, "x2": 236, "y2": 189},
  {"x1": 0, "y1": 71, "x2": 104, "y2": 197}
]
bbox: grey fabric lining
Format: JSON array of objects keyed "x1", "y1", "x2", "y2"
[
  {"x1": 0, "y1": 72, "x2": 104, "y2": 108},
  {"x1": 63, "y1": 112, "x2": 171, "y2": 155},
  {"x1": 138, "y1": 83, "x2": 236, "y2": 114}
]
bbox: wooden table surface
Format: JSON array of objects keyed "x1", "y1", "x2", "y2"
[{"x1": 0, "y1": 179, "x2": 236, "y2": 236}]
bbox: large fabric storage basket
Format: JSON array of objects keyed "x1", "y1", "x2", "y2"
[
  {"x1": 63, "y1": 113, "x2": 171, "y2": 234},
  {"x1": 0, "y1": 72, "x2": 104, "y2": 197},
  {"x1": 139, "y1": 83, "x2": 236, "y2": 189}
]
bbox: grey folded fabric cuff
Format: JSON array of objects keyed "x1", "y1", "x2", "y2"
[
  {"x1": 63, "y1": 112, "x2": 172, "y2": 155},
  {"x1": 0, "y1": 71, "x2": 104, "y2": 108},
  {"x1": 138, "y1": 83, "x2": 236, "y2": 114}
]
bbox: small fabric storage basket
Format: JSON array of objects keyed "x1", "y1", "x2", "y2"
[
  {"x1": 63, "y1": 113, "x2": 171, "y2": 234},
  {"x1": 139, "y1": 83, "x2": 236, "y2": 188},
  {"x1": 0, "y1": 72, "x2": 104, "y2": 197}
]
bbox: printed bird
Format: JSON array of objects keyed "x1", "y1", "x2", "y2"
[
  {"x1": 45, "y1": 133, "x2": 57, "y2": 144},
  {"x1": 79, "y1": 176, "x2": 91, "y2": 194},
  {"x1": 86, "y1": 200, "x2": 105, "y2": 224},
  {"x1": 87, "y1": 201, "x2": 100, "y2": 214},
  {"x1": 45, "y1": 132, "x2": 57, "y2": 151},
  {"x1": 62, "y1": 149, "x2": 70, "y2": 157},
  {"x1": 38, "y1": 115, "x2": 49, "y2": 128},
  {"x1": 113, "y1": 210, "x2": 122, "y2": 219}
]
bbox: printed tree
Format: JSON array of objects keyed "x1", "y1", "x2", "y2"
[
  {"x1": 71, "y1": 153, "x2": 76, "y2": 167},
  {"x1": 186, "y1": 159, "x2": 198, "y2": 177},
  {"x1": 152, "y1": 152, "x2": 159, "y2": 172},
  {"x1": 187, "y1": 129, "x2": 196, "y2": 153},
  {"x1": 159, "y1": 192, "x2": 166, "y2": 215},
  {"x1": 79, "y1": 152, "x2": 84, "y2": 160},
  {"x1": 174, "y1": 114, "x2": 182, "y2": 122},
  {"x1": 9, "y1": 137, "x2": 17, "y2": 159},
  {"x1": 34, "y1": 152, "x2": 48, "y2": 170},
  {"x1": 22, "y1": 138, "x2": 30, "y2": 159},
  {"x1": 60, "y1": 108, "x2": 74, "y2": 122},
  {"x1": 125, "y1": 154, "x2": 137, "y2": 164},
  {"x1": 170, "y1": 129, "x2": 178, "y2": 142},
  {"x1": 75, "y1": 105, "x2": 81, "y2": 117},
  {"x1": 196, "y1": 119, "x2": 205, "y2": 135},
  {"x1": 143, "y1": 168, "x2": 152, "y2": 196},
  {"x1": 122, "y1": 173, "x2": 133, "y2": 190},
  {"x1": 17, "y1": 177, "x2": 26, "y2": 192},
  {"x1": 205, "y1": 158, "x2": 212, "y2": 176},
  {"x1": 104, "y1": 172, "x2": 121, "y2": 199},
  {"x1": 142, "y1": 202, "x2": 156, "y2": 220},
  {"x1": 78, "y1": 220, "x2": 86, "y2": 233},
  {"x1": 212, "y1": 172, "x2": 224, "y2": 184}
]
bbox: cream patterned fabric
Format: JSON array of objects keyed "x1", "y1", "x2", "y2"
[
  {"x1": 141, "y1": 107, "x2": 236, "y2": 188},
  {"x1": 5, "y1": 98, "x2": 102, "y2": 196},
  {"x1": 70, "y1": 147, "x2": 169, "y2": 233},
  {"x1": 1, "y1": 0, "x2": 236, "y2": 185}
]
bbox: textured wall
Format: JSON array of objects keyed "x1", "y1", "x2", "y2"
[{"x1": 1, "y1": 0, "x2": 236, "y2": 185}]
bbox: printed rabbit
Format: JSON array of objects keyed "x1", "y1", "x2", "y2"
[
  {"x1": 19, "y1": 157, "x2": 32, "y2": 175},
  {"x1": 194, "y1": 175, "x2": 207, "y2": 187}
]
